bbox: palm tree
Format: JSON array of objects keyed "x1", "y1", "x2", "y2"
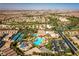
[{"x1": 48, "y1": 17, "x2": 63, "y2": 32}]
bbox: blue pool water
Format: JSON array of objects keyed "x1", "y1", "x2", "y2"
[
  {"x1": 33, "y1": 37, "x2": 44, "y2": 46},
  {"x1": 12, "y1": 32, "x2": 21, "y2": 41},
  {"x1": 16, "y1": 34, "x2": 24, "y2": 42},
  {"x1": 20, "y1": 42, "x2": 27, "y2": 48},
  {"x1": 32, "y1": 33, "x2": 38, "y2": 37},
  {"x1": 20, "y1": 43, "x2": 25, "y2": 48}
]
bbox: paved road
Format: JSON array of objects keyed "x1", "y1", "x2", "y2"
[{"x1": 58, "y1": 31, "x2": 78, "y2": 55}]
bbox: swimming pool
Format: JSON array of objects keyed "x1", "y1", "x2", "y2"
[
  {"x1": 32, "y1": 33, "x2": 38, "y2": 37},
  {"x1": 33, "y1": 37, "x2": 44, "y2": 46},
  {"x1": 16, "y1": 34, "x2": 24, "y2": 42},
  {"x1": 12, "y1": 32, "x2": 21, "y2": 41}
]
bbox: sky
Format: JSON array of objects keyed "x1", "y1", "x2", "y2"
[{"x1": 0, "y1": 3, "x2": 79, "y2": 10}]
